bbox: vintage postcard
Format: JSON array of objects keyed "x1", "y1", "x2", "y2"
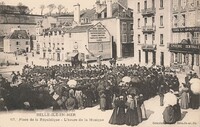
[{"x1": 0, "y1": 0, "x2": 200, "y2": 127}]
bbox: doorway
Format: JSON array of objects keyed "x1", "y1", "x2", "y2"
[
  {"x1": 145, "y1": 51, "x2": 148, "y2": 64},
  {"x1": 43, "y1": 53, "x2": 46, "y2": 59},
  {"x1": 112, "y1": 36, "x2": 117, "y2": 59},
  {"x1": 26, "y1": 47, "x2": 29, "y2": 52},
  {"x1": 152, "y1": 51, "x2": 156, "y2": 65},
  {"x1": 160, "y1": 52, "x2": 164, "y2": 66},
  {"x1": 57, "y1": 53, "x2": 60, "y2": 61}
]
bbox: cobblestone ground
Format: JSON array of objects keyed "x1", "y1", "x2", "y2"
[{"x1": 0, "y1": 52, "x2": 199, "y2": 127}]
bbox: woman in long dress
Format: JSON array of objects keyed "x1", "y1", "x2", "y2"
[
  {"x1": 109, "y1": 97, "x2": 119, "y2": 125},
  {"x1": 179, "y1": 84, "x2": 189, "y2": 109},
  {"x1": 75, "y1": 88, "x2": 84, "y2": 109},
  {"x1": 116, "y1": 96, "x2": 126, "y2": 125},
  {"x1": 138, "y1": 94, "x2": 147, "y2": 120},
  {"x1": 135, "y1": 95, "x2": 143, "y2": 123},
  {"x1": 125, "y1": 95, "x2": 139, "y2": 126},
  {"x1": 99, "y1": 90, "x2": 106, "y2": 111}
]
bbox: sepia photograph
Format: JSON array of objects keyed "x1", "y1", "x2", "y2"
[{"x1": 0, "y1": 0, "x2": 200, "y2": 127}]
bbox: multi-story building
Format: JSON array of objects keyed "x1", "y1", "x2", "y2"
[
  {"x1": 38, "y1": 27, "x2": 70, "y2": 61},
  {"x1": 39, "y1": 4, "x2": 112, "y2": 62},
  {"x1": 0, "y1": 4, "x2": 43, "y2": 52},
  {"x1": 169, "y1": 0, "x2": 200, "y2": 73},
  {"x1": 38, "y1": 0, "x2": 133, "y2": 62},
  {"x1": 92, "y1": 0, "x2": 134, "y2": 58},
  {"x1": 133, "y1": 0, "x2": 172, "y2": 66},
  {"x1": 4, "y1": 29, "x2": 30, "y2": 53},
  {"x1": 64, "y1": 22, "x2": 111, "y2": 62}
]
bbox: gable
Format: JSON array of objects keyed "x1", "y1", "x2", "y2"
[{"x1": 88, "y1": 22, "x2": 110, "y2": 43}]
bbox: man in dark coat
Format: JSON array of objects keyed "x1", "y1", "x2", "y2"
[{"x1": 158, "y1": 85, "x2": 165, "y2": 106}]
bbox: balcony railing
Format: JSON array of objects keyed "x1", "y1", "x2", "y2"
[
  {"x1": 188, "y1": 5, "x2": 196, "y2": 11},
  {"x1": 141, "y1": 7, "x2": 156, "y2": 16},
  {"x1": 142, "y1": 44, "x2": 157, "y2": 51},
  {"x1": 180, "y1": 6, "x2": 187, "y2": 12},
  {"x1": 173, "y1": 8, "x2": 179, "y2": 14},
  {"x1": 142, "y1": 25, "x2": 156, "y2": 33}
]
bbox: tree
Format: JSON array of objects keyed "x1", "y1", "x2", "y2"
[
  {"x1": 17, "y1": 2, "x2": 29, "y2": 14},
  {"x1": 64, "y1": 8, "x2": 68, "y2": 14},
  {"x1": 57, "y1": 4, "x2": 64, "y2": 15},
  {"x1": 40, "y1": 5, "x2": 45, "y2": 15},
  {"x1": 17, "y1": 2, "x2": 23, "y2": 6},
  {"x1": 47, "y1": 4, "x2": 56, "y2": 16}
]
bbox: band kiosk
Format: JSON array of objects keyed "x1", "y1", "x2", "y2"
[{"x1": 69, "y1": 42, "x2": 82, "y2": 67}]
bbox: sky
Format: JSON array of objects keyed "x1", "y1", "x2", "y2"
[
  {"x1": 2, "y1": 0, "x2": 97, "y2": 14},
  {"x1": 2, "y1": 0, "x2": 133, "y2": 15}
]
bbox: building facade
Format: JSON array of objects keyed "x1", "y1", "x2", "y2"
[
  {"x1": 64, "y1": 22, "x2": 111, "y2": 62},
  {"x1": 92, "y1": 0, "x2": 134, "y2": 58},
  {"x1": 38, "y1": 22, "x2": 111, "y2": 62},
  {"x1": 169, "y1": 0, "x2": 200, "y2": 73},
  {"x1": 4, "y1": 29, "x2": 30, "y2": 53},
  {"x1": 39, "y1": 27, "x2": 67, "y2": 61},
  {"x1": 133, "y1": 0, "x2": 172, "y2": 66}
]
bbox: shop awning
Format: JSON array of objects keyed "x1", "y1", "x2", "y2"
[
  {"x1": 169, "y1": 43, "x2": 200, "y2": 54},
  {"x1": 68, "y1": 52, "x2": 78, "y2": 57}
]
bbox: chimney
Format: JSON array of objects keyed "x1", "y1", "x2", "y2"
[
  {"x1": 95, "y1": 0, "x2": 101, "y2": 13},
  {"x1": 74, "y1": 3, "x2": 80, "y2": 25},
  {"x1": 107, "y1": 0, "x2": 112, "y2": 18}
]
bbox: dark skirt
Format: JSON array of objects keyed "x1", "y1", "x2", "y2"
[
  {"x1": 137, "y1": 106, "x2": 142, "y2": 123},
  {"x1": 109, "y1": 108, "x2": 118, "y2": 125},
  {"x1": 190, "y1": 93, "x2": 200, "y2": 109},
  {"x1": 173, "y1": 104, "x2": 181, "y2": 121},
  {"x1": 116, "y1": 108, "x2": 126, "y2": 125},
  {"x1": 125, "y1": 108, "x2": 139, "y2": 126}
]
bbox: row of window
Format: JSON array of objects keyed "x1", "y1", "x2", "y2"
[
  {"x1": 122, "y1": 34, "x2": 134, "y2": 43},
  {"x1": 138, "y1": 16, "x2": 163, "y2": 28},
  {"x1": 16, "y1": 41, "x2": 29, "y2": 45},
  {"x1": 173, "y1": 0, "x2": 200, "y2": 9},
  {"x1": 137, "y1": 0, "x2": 163, "y2": 12},
  {"x1": 43, "y1": 43, "x2": 64, "y2": 49},
  {"x1": 138, "y1": 50, "x2": 165, "y2": 65},
  {"x1": 172, "y1": 53, "x2": 199, "y2": 66},
  {"x1": 173, "y1": 32, "x2": 200, "y2": 44},
  {"x1": 122, "y1": 22, "x2": 133, "y2": 31},
  {"x1": 138, "y1": 34, "x2": 163, "y2": 44}
]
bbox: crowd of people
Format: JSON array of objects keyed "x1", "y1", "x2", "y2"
[{"x1": 0, "y1": 62, "x2": 199, "y2": 125}]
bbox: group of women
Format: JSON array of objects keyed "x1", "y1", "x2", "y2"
[{"x1": 1, "y1": 62, "x2": 199, "y2": 126}]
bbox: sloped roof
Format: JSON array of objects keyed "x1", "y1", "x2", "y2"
[
  {"x1": 99, "y1": 2, "x2": 133, "y2": 18},
  {"x1": 81, "y1": 8, "x2": 96, "y2": 19},
  {"x1": 6, "y1": 30, "x2": 29, "y2": 39},
  {"x1": 66, "y1": 25, "x2": 93, "y2": 33}
]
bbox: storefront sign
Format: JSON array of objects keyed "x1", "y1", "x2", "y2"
[
  {"x1": 172, "y1": 27, "x2": 200, "y2": 32},
  {"x1": 88, "y1": 23, "x2": 110, "y2": 43},
  {"x1": 169, "y1": 44, "x2": 200, "y2": 53}
]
